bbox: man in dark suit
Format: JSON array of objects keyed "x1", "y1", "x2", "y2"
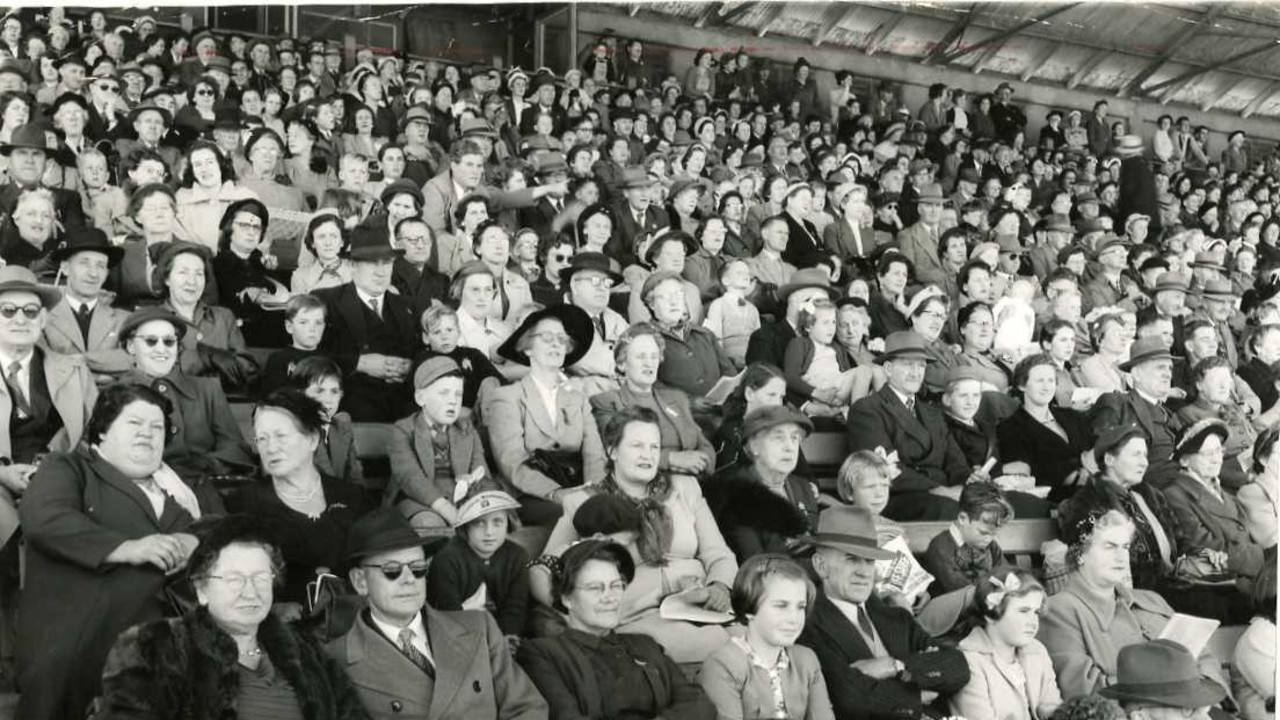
[
  {"x1": 317, "y1": 227, "x2": 421, "y2": 423},
  {"x1": 745, "y1": 268, "x2": 836, "y2": 390},
  {"x1": 799, "y1": 506, "x2": 970, "y2": 720},
  {"x1": 847, "y1": 331, "x2": 975, "y2": 520},
  {"x1": 0, "y1": 124, "x2": 86, "y2": 231},
  {"x1": 517, "y1": 74, "x2": 564, "y2": 138},
  {"x1": 517, "y1": 154, "x2": 571, "y2": 241},
  {"x1": 113, "y1": 104, "x2": 182, "y2": 177},
  {"x1": 1089, "y1": 336, "x2": 1185, "y2": 488},
  {"x1": 327, "y1": 509, "x2": 549, "y2": 720},
  {"x1": 609, "y1": 167, "x2": 666, "y2": 269},
  {"x1": 390, "y1": 217, "x2": 448, "y2": 320}
]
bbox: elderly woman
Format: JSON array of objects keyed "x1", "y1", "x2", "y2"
[
  {"x1": 16, "y1": 384, "x2": 219, "y2": 720},
  {"x1": 117, "y1": 307, "x2": 255, "y2": 478},
  {"x1": 475, "y1": 220, "x2": 535, "y2": 326},
  {"x1": 1239, "y1": 429, "x2": 1279, "y2": 548},
  {"x1": 1162, "y1": 419, "x2": 1267, "y2": 602},
  {"x1": 518, "y1": 538, "x2": 716, "y2": 720},
  {"x1": 96, "y1": 516, "x2": 368, "y2": 719},
  {"x1": 1039, "y1": 508, "x2": 1228, "y2": 700},
  {"x1": 291, "y1": 212, "x2": 354, "y2": 294},
  {"x1": 1177, "y1": 356, "x2": 1260, "y2": 492},
  {"x1": 231, "y1": 389, "x2": 368, "y2": 609},
  {"x1": 714, "y1": 363, "x2": 793, "y2": 472},
  {"x1": 998, "y1": 354, "x2": 1091, "y2": 502},
  {"x1": 238, "y1": 126, "x2": 308, "y2": 214},
  {"x1": 643, "y1": 270, "x2": 735, "y2": 399},
  {"x1": 174, "y1": 140, "x2": 259, "y2": 252},
  {"x1": 0, "y1": 187, "x2": 58, "y2": 270},
  {"x1": 1078, "y1": 312, "x2": 1132, "y2": 393},
  {"x1": 955, "y1": 301, "x2": 1012, "y2": 390},
  {"x1": 908, "y1": 286, "x2": 960, "y2": 395},
  {"x1": 951, "y1": 569, "x2": 1062, "y2": 720},
  {"x1": 703, "y1": 407, "x2": 820, "y2": 562},
  {"x1": 700, "y1": 554, "x2": 834, "y2": 720},
  {"x1": 211, "y1": 198, "x2": 284, "y2": 347},
  {"x1": 157, "y1": 241, "x2": 260, "y2": 389},
  {"x1": 590, "y1": 323, "x2": 715, "y2": 476},
  {"x1": 532, "y1": 407, "x2": 737, "y2": 663},
  {"x1": 486, "y1": 304, "x2": 606, "y2": 526}
]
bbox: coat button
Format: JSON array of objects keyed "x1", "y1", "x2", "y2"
[
  {"x1": 390, "y1": 701, "x2": 403, "y2": 713},
  {"x1": 157, "y1": 383, "x2": 167, "y2": 392},
  {"x1": 195, "y1": 331, "x2": 204, "y2": 341}
]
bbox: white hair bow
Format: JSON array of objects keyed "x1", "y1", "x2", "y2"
[{"x1": 985, "y1": 572, "x2": 1023, "y2": 611}]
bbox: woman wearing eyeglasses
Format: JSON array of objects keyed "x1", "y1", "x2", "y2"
[
  {"x1": 518, "y1": 538, "x2": 716, "y2": 720},
  {"x1": 231, "y1": 389, "x2": 368, "y2": 613},
  {"x1": 95, "y1": 515, "x2": 368, "y2": 720},
  {"x1": 174, "y1": 77, "x2": 220, "y2": 142},
  {"x1": 211, "y1": 199, "x2": 285, "y2": 348},
  {"x1": 16, "y1": 384, "x2": 221, "y2": 720},
  {"x1": 117, "y1": 306, "x2": 255, "y2": 480}
]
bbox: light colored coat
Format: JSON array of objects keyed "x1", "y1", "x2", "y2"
[
  {"x1": 898, "y1": 221, "x2": 947, "y2": 287},
  {"x1": 39, "y1": 296, "x2": 132, "y2": 380},
  {"x1": 484, "y1": 374, "x2": 606, "y2": 498},
  {"x1": 325, "y1": 608, "x2": 549, "y2": 720},
  {"x1": 0, "y1": 349, "x2": 98, "y2": 548},
  {"x1": 951, "y1": 627, "x2": 1063, "y2": 720},
  {"x1": 700, "y1": 640, "x2": 835, "y2": 720}
]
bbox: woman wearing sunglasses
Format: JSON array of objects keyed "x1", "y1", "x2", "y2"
[
  {"x1": 174, "y1": 77, "x2": 220, "y2": 141},
  {"x1": 230, "y1": 389, "x2": 368, "y2": 614},
  {"x1": 117, "y1": 306, "x2": 255, "y2": 480},
  {"x1": 95, "y1": 515, "x2": 368, "y2": 720},
  {"x1": 16, "y1": 384, "x2": 221, "y2": 720}
]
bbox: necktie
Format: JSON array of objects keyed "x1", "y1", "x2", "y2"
[
  {"x1": 75, "y1": 303, "x2": 93, "y2": 343},
  {"x1": 856, "y1": 605, "x2": 876, "y2": 639},
  {"x1": 398, "y1": 627, "x2": 434, "y2": 677},
  {"x1": 592, "y1": 314, "x2": 607, "y2": 341},
  {"x1": 368, "y1": 296, "x2": 381, "y2": 318},
  {"x1": 6, "y1": 361, "x2": 30, "y2": 420},
  {"x1": 904, "y1": 395, "x2": 917, "y2": 416}
]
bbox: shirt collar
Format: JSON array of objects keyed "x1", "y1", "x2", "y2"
[
  {"x1": 827, "y1": 595, "x2": 869, "y2": 621},
  {"x1": 0, "y1": 347, "x2": 34, "y2": 375},
  {"x1": 355, "y1": 286, "x2": 384, "y2": 307},
  {"x1": 731, "y1": 636, "x2": 790, "y2": 672},
  {"x1": 1066, "y1": 572, "x2": 1133, "y2": 628},
  {"x1": 948, "y1": 523, "x2": 966, "y2": 547},
  {"x1": 368, "y1": 610, "x2": 429, "y2": 651},
  {"x1": 65, "y1": 296, "x2": 96, "y2": 314}
]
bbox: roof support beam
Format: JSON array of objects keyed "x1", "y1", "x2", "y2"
[
  {"x1": 1202, "y1": 77, "x2": 1250, "y2": 111},
  {"x1": 969, "y1": 40, "x2": 1003, "y2": 74},
  {"x1": 756, "y1": 3, "x2": 784, "y2": 38},
  {"x1": 1242, "y1": 81, "x2": 1280, "y2": 118},
  {"x1": 939, "y1": 3, "x2": 1079, "y2": 65},
  {"x1": 1119, "y1": 5, "x2": 1223, "y2": 97},
  {"x1": 628, "y1": 3, "x2": 640, "y2": 18},
  {"x1": 1020, "y1": 41, "x2": 1059, "y2": 82},
  {"x1": 692, "y1": 3, "x2": 719, "y2": 29},
  {"x1": 921, "y1": 4, "x2": 980, "y2": 66},
  {"x1": 863, "y1": 13, "x2": 905, "y2": 57},
  {"x1": 814, "y1": 4, "x2": 855, "y2": 47},
  {"x1": 1067, "y1": 48, "x2": 1110, "y2": 89},
  {"x1": 1147, "y1": 40, "x2": 1280, "y2": 101}
]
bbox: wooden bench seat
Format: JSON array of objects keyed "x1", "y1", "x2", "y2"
[{"x1": 901, "y1": 519, "x2": 1059, "y2": 570}]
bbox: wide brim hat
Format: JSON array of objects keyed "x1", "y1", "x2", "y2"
[
  {"x1": 117, "y1": 306, "x2": 190, "y2": 346},
  {"x1": 620, "y1": 166, "x2": 656, "y2": 189},
  {"x1": 1098, "y1": 639, "x2": 1227, "y2": 709},
  {"x1": 741, "y1": 406, "x2": 814, "y2": 441},
  {"x1": 1189, "y1": 252, "x2": 1226, "y2": 272},
  {"x1": 1119, "y1": 336, "x2": 1175, "y2": 371},
  {"x1": 203, "y1": 55, "x2": 232, "y2": 74},
  {"x1": 126, "y1": 102, "x2": 172, "y2": 126},
  {"x1": 459, "y1": 117, "x2": 498, "y2": 139},
  {"x1": 1174, "y1": 417, "x2": 1231, "y2": 460},
  {"x1": 346, "y1": 226, "x2": 403, "y2": 262},
  {"x1": 1198, "y1": 279, "x2": 1236, "y2": 300},
  {"x1": 875, "y1": 330, "x2": 932, "y2": 365},
  {"x1": 644, "y1": 229, "x2": 698, "y2": 266},
  {"x1": 560, "y1": 251, "x2": 623, "y2": 287},
  {"x1": 668, "y1": 177, "x2": 706, "y2": 201},
  {"x1": 51, "y1": 91, "x2": 90, "y2": 116},
  {"x1": 534, "y1": 152, "x2": 568, "y2": 176},
  {"x1": 0, "y1": 123, "x2": 49, "y2": 156},
  {"x1": 1115, "y1": 134, "x2": 1144, "y2": 155},
  {"x1": 800, "y1": 506, "x2": 896, "y2": 561},
  {"x1": 777, "y1": 267, "x2": 838, "y2": 306},
  {"x1": 915, "y1": 183, "x2": 944, "y2": 205},
  {"x1": 455, "y1": 490, "x2": 521, "y2": 527},
  {"x1": 380, "y1": 178, "x2": 424, "y2": 208},
  {"x1": 50, "y1": 227, "x2": 124, "y2": 267},
  {"x1": 496, "y1": 303, "x2": 594, "y2": 367},
  {"x1": 346, "y1": 507, "x2": 445, "y2": 561},
  {"x1": 1148, "y1": 271, "x2": 1189, "y2": 295},
  {"x1": 0, "y1": 266, "x2": 62, "y2": 309}
]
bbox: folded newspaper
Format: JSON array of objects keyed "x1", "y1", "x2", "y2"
[{"x1": 874, "y1": 534, "x2": 934, "y2": 603}]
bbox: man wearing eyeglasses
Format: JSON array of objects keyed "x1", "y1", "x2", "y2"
[
  {"x1": 328, "y1": 508, "x2": 549, "y2": 720},
  {"x1": 85, "y1": 67, "x2": 125, "y2": 144}
]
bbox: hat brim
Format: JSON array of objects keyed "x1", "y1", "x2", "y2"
[
  {"x1": 1119, "y1": 350, "x2": 1175, "y2": 372},
  {"x1": 0, "y1": 281, "x2": 62, "y2": 309},
  {"x1": 1099, "y1": 678, "x2": 1226, "y2": 709},
  {"x1": 51, "y1": 243, "x2": 125, "y2": 268},
  {"x1": 348, "y1": 247, "x2": 405, "y2": 262},
  {"x1": 875, "y1": 348, "x2": 932, "y2": 365},
  {"x1": 777, "y1": 281, "x2": 839, "y2": 306},
  {"x1": 560, "y1": 263, "x2": 624, "y2": 288},
  {"x1": 497, "y1": 304, "x2": 594, "y2": 367},
  {"x1": 802, "y1": 534, "x2": 897, "y2": 561},
  {"x1": 348, "y1": 534, "x2": 447, "y2": 561},
  {"x1": 127, "y1": 106, "x2": 172, "y2": 126}
]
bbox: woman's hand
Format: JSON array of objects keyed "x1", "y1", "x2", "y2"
[
  {"x1": 430, "y1": 498, "x2": 459, "y2": 526},
  {"x1": 703, "y1": 582, "x2": 731, "y2": 612},
  {"x1": 0, "y1": 463, "x2": 36, "y2": 494},
  {"x1": 667, "y1": 451, "x2": 708, "y2": 475},
  {"x1": 106, "y1": 534, "x2": 191, "y2": 572},
  {"x1": 261, "y1": 254, "x2": 279, "y2": 271}
]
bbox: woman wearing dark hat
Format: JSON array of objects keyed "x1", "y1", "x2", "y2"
[
  {"x1": 291, "y1": 212, "x2": 353, "y2": 294},
  {"x1": 95, "y1": 515, "x2": 368, "y2": 720},
  {"x1": 642, "y1": 269, "x2": 735, "y2": 399},
  {"x1": 175, "y1": 139, "x2": 260, "y2": 252},
  {"x1": 16, "y1": 384, "x2": 223, "y2": 720},
  {"x1": 629, "y1": 229, "x2": 705, "y2": 324},
  {"x1": 485, "y1": 303, "x2": 606, "y2": 526},
  {"x1": 703, "y1": 405, "x2": 819, "y2": 562},
  {"x1": 117, "y1": 306, "x2": 255, "y2": 478},
  {"x1": 211, "y1": 197, "x2": 285, "y2": 347}
]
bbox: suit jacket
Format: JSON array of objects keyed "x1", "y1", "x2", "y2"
[
  {"x1": 898, "y1": 223, "x2": 946, "y2": 288},
  {"x1": 566, "y1": 307, "x2": 627, "y2": 389},
  {"x1": 484, "y1": 374, "x2": 607, "y2": 498},
  {"x1": 610, "y1": 202, "x2": 667, "y2": 268},
  {"x1": 824, "y1": 216, "x2": 879, "y2": 263},
  {"x1": 318, "y1": 412, "x2": 364, "y2": 488},
  {"x1": 422, "y1": 168, "x2": 538, "y2": 236},
  {"x1": 1088, "y1": 391, "x2": 1184, "y2": 487},
  {"x1": 997, "y1": 406, "x2": 1090, "y2": 501},
  {"x1": 386, "y1": 412, "x2": 488, "y2": 515},
  {"x1": 746, "y1": 318, "x2": 798, "y2": 377},
  {"x1": 316, "y1": 283, "x2": 421, "y2": 375},
  {"x1": 39, "y1": 297, "x2": 132, "y2": 380},
  {"x1": 781, "y1": 211, "x2": 829, "y2": 270},
  {"x1": 326, "y1": 608, "x2": 548, "y2": 720},
  {"x1": 846, "y1": 386, "x2": 969, "y2": 493},
  {"x1": 798, "y1": 594, "x2": 970, "y2": 720},
  {"x1": 1161, "y1": 471, "x2": 1266, "y2": 579}
]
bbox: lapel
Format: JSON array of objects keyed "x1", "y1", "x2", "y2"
[
  {"x1": 520, "y1": 376, "x2": 558, "y2": 438},
  {"x1": 46, "y1": 300, "x2": 87, "y2": 352},
  {"x1": 878, "y1": 386, "x2": 932, "y2": 446},
  {"x1": 85, "y1": 448, "x2": 169, "y2": 527},
  {"x1": 336, "y1": 285, "x2": 370, "y2": 349},
  {"x1": 44, "y1": 351, "x2": 84, "y2": 443},
  {"x1": 1129, "y1": 394, "x2": 1162, "y2": 437},
  {"x1": 411, "y1": 414, "x2": 438, "y2": 485},
  {"x1": 447, "y1": 422, "x2": 476, "y2": 479},
  {"x1": 426, "y1": 609, "x2": 480, "y2": 714},
  {"x1": 812, "y1": 594, "x2": 873, "y2": 661},
  {"x1": 1173, "y1": 473, "x2": 1238, "y2": 524},
  {"x1": 341, "y1": 614, "x2": 435, "y2": 701},
  {"x1": 87, "y1": 303, "x2": 119, "y2": 350}
]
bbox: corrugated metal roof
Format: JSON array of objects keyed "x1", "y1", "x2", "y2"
[{"x1": 609, "y1": 1, "x2": 1280, "y2": 118}]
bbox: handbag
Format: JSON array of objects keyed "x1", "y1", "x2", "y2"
[
  {"x1": 523, "y1": 449, "x2": 584, "y2": 489},
  {"x1": 304, "y1": 567, "x2": 365, "y2": 641},
  {"x1": 1169, "y1": 553, "x2": 1236, "y2": 588}
]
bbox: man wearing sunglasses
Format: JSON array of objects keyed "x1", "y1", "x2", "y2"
[{"x1": 329, "y1": 508, "x2": 548, "y2": 720}]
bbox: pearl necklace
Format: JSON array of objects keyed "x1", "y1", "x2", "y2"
[{"x1": 275, "y1": 479, "x2": 320, "y2": 503}]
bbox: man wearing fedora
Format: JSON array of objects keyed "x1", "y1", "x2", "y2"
[
  {"x1": 327, "y1": 508, "x2": 549, "y2": 720},
  {"x1": 0, "y1": 123, "x2": 86, "y2": 231},
  {"x1": 1136, "y1": 272, "x2": 1191, "y2": 358},
  {"x1": 1089, "y1": 336, "x2": 1186, "y2": 487},
  {"x1": 745, "y1": 267, "x2": 837, "y2": 388},
  {"x1": 899, "y1": 184, "x2": 947, "y2": 287},
  {"x1": 990, "y1": 82, "x2": 1025, "y2": 144},
  {"x1": 316, "y1": 227, "x2": 420, "y2": 423},
  {"x1": 562, "y1": 252, "x2": 628, "y2": 396},
  {"x1": 1197, "y1": 279, "x2": 1244, "y2": 369},
  {"x1": 798, "y1": 505, "x2": 970, "y2": 720},
  {"x1": 847, "y1": 331, "x2": 976, "y2": 520},
  {"x1": 423, "y1": 139, "x2": 563, "y2": 237},
  {"x1": 517, "y1": 152, "x2": 571, "y2": 241},
  {"x1": 610, "y1": 166, "x2": 667, "y2": 270},
  {"x1": 39, "y1": 228, "x2": 131, "y2": 385},
  {"x1": 1098, "y1": 639, "x2": 1226, "y2": 720},
  {"x1": 1084, "y1": 237, "x2": 1145, "y2": 313},
  {"x1": 113, "y1": 103, "x2": 181, "y2": 176}
]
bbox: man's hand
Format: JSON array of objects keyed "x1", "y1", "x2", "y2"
[
  {"x1": 929, "y1": 485, "x2": 964, "y2": 501},
  {"x1": 0, "y1": 464, "x2": 36, "y2": 495},
  {"x1": 850, "y1": 657, "x2": 902, "y2": 680},
  {"x1": 106, "y1": 534, "x2": 190, "y2": 572}
]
